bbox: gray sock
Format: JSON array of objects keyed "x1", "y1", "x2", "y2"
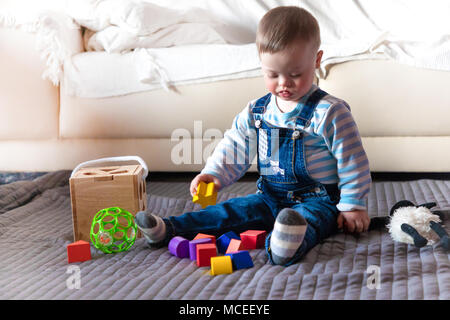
[
  {"x1": 135, "y1": 211, "x2": 166, "y2": 244},
  {"x1": 270, "y1": 208, "x2": 307, "y2": 265}
]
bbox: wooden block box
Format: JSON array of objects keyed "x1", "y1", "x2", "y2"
[{"x1": 69, "y1": 165, "x2": 147, "y2": 242}]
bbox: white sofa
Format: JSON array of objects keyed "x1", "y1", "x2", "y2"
[{"x1": 1, "y1": 4, "x2": 450, "y2": 173}]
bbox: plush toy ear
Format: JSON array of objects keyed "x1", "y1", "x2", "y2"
[
  {"x1": 417, "y1": 202, "x2": 437, "y2": 209},
  {"x1": 390, "y1": 200, "x2": 416, "y2": 216}
]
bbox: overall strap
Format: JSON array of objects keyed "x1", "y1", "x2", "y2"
[
  {"x1": 295, "y1": 88, "x2": 328, "y2": 127},
  {"x1": 252, "y1": 93, "x2": 271, "y2": 173},
  {"x1": 251, "y1": 93, "x2": 272, "y2": 122}
]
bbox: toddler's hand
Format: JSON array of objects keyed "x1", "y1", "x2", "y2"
[
  {"x1": 337, "y1": 210, "x2": 370, "y2": 234},
  {"x1": 190, "y1": 173, "x2": 222, "y2": 197}
]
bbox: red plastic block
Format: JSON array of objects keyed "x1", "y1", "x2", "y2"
[
  {"x1": 196, "y1": 243, "x2": 217, "y2": 267},
  {"x1": 225, "y1": 238, "x2": 244, "y2": 254},
  {"x1": 67, "y1": 240, "x2": 91, "y2": 263},
  {"x1": 240, "y1": 230, "x2": 267, "y2": 250},
  {"x1": 193, "y1": 233, "x2": 216, "y2": 244}
]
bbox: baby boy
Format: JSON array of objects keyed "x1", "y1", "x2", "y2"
[{"x1": 136, "y1": 6, "x2": 371, "y2": 266}]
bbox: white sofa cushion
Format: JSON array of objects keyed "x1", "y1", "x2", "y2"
[
  {"x1": 59, "y1": 77, "x2": 266, "y2": 139},
  {"x1": 319, "y1": 59, "x2": 450, "y2": 136},
  {"x1": 0, "y1": 28, "x2": 59, "y2": 140},
  {"x1": 2, "y1": 137, "x2": 450, "y2": 172},
  {"x1": 61, "y1": 59, "x2": 450, "y2": 139}
]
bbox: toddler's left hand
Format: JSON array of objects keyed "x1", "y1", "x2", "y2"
[{"x1": 337, "y1": 210, "x2": 370, "y2": 233}]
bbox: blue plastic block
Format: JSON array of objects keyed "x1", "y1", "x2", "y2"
[
  {"x1": 226, "y1": 250, "x2": 253, "y2": 270},
  {"x1": 216, "y1": 231, "x2": 240, "y2": 254}
]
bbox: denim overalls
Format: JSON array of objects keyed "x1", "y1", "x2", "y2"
[{"x1": 163, "y1": 88, "x2": 341, "y2": 266}]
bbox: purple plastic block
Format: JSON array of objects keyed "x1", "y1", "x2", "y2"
[
  {"x1": 189, "y1": 238, "x2": 213, "y2": 260},
  {"x1": 168, "y1": 236, "x2": 189, "y2": 258}
]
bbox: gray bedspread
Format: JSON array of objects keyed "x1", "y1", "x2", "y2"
[{"x1": 0, "y1": 171, "x2": 449, "y2": 299}]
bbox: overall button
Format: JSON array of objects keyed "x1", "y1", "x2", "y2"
[
  {"x1": 292, "y1": 130, "x2": 302, "y2": 139},
  {"x1": 255, "y1": 120, "x2": 262, "y2": 128},
  {"x1": 287, "y1": 191, "x2": 294, "y2": 200},
  {"x1": 295, "y1": 197, "x2": 302, "y2": 203}
]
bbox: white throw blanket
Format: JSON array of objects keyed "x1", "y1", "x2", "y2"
[
  {"x1": 301, "y1": 0, "x2": 450, "y2": 77},
  {"x1": 62, "y1": 44, "x2": 262, "y2": 98},
  {"x1": 1, "y1": 0, "x2": 449, "y2": 98},
  {"x1": 73, "y1": 0, "x2": 228, "y2": 52}
]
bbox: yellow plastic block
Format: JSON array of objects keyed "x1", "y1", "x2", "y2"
[
  {"x1": 192, "y1": 181, "x2": 217, "y2": 208},
  {"x1": 210, "y1": 256, "x2": 233, "y2": 276}
]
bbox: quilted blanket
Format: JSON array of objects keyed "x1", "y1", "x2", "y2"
[{"x1": 0, "y1": 171, "x2": 449, "y2": 299}]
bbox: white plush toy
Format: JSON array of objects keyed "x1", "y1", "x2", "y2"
[{"x1": 386, "y1": 200, "x2": 449, "y2": 250}]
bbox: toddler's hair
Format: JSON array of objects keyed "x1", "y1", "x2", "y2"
[{"x1": 256, "y1": 6, "x2": 321, "y2": 54}]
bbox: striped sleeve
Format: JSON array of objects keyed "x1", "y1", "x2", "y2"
[
  {"x1": 201, "y1": 103, "x2": 257, "y2": 189},
  {"x1": 316, "y1": 101, "x2": 372, "y2": 211}
]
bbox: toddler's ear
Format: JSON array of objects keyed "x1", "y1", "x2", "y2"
[{"x1": 315, "y1": 50, "x2": 323, "y2": 68}]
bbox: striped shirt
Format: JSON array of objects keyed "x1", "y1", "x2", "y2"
[{"x1": 202, "y1": 85, "x2": 371, "y2": 211}]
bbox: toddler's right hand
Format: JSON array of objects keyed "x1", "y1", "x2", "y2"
[{"x1": 190, "y1": 173, "x2": 222, "y2": 197}]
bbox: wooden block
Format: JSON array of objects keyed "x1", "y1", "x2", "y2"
[
  {"x1": 210, "y1": 256, "x2": 233, "y2": 275},
  {"x1": 217, "y1": 231, "x2": 240, "y2": 254},
  {"x1": 168, "y1": 236, "x2": 189, "y2": 258},
  {"x1": 193, "y1": 233, "x2": 216, "y2": 244},
  {"x1": 69, "y1": 164, "x2": 147, "y2": 242},
  {"x1": 196, "y1": 243, "x2": 217, "y2": 267},
  {"x1": 240, "y1": 230, "x2": 267, "y2": 249},
  {"x1": 189, "y1": 238, "x2": 213, "y2": 260},
  {"x1": 192, "y1": 181, "x2": 217, "y2": 208},
  {"x1": 226, "y1": 251, "x2": 254, "y2": 270},
  {"x1": 225, "y1": 238, "x2": 244, "y2": 254},
  {"x1": 67, "y1": 240, "x2": 91, "y2": 263}
]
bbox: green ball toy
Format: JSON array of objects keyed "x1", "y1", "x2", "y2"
[{"x1": 90, "y1": 207, "x2": 137, "y2": 254}]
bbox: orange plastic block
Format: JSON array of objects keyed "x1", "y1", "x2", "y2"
[
  {"x1": 67, "y1": 240, "x2": 91, "y2": 263},
  {"x1": 193, "y1": 233, "x2": 216, "y2": 244},
  {"x1": 192, "y1": 182, "x2": 217, "y2": 208},
  {"x1": 240, "y1": 230, "x2": 267, "y2": 250},
  {"x1": 196, "y1": 243, "x2": 217, "y2": 267},
  {"x1": 225, "y1": 238, "x2": 244, "y2": 254}
]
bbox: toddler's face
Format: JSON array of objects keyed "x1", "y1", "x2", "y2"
[{"x1": 260, "y1": 41, "x2": 322, "y2": 104}]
